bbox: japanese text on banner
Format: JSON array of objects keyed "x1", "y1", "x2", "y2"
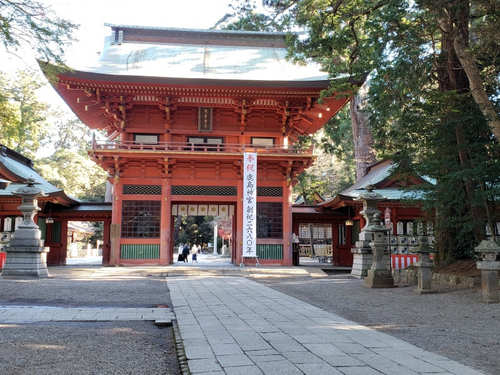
[{"x1": 243, "y1": 152, "x2": 257, "y2": 257}]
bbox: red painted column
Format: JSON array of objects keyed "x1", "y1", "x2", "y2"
[
  {"x1": 235, "y1": 178, "x2": 243, "y2": 265},
  {"x1": 110, "y1": 179, "x2": 123, "y2": 265},
  {"x1": 160, "y1": 178, "x2": 171, "y2": 265},
  {"x1": 391, "y1": 207, "x2": 398, "y2": 235},
  {"x1": 102, "y1": 219, "x2": 111, "y2": 265},
  {"x1": 282, "y1": 181, "x2": 292, "y2": 266}
]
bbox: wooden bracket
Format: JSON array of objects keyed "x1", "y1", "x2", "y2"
[
  {"x1": 233, "y1": 160, "x2": 242, "y2": 177},
  {"x1": 281, "y1": 101, "x2": 290, "y2": 135},
  {"x1": 240, "y1": 99, "x2": 247, "y2": 134},
  {"x1": 160, "y1": 97, "x2": 176, "y2": 133},
  {"x1": 216, "y1": 161, "x2": 221, "y2": 179},
  {"x1": 190, "y1": 161, "x2": 195, "y2": 179},
  {"x1": 113, "y1": 156, "x2": 120, "y2": 179},
  {"x1": 161, "y1": 157, "x2": 175, "y2": 179}
]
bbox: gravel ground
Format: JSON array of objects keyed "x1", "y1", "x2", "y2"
[
  {"x1": 0, "y1": 267, "x2": 169, "y2": 307},
  {"x1": 0, "y1": 267, "x2": 180, "y2": 375},
  {"x1": 257, "y1": 275, "x2": 500, "y2": 375},
  {"x1": 0, "y1": 322, "x2": 178, "y2": 375}
]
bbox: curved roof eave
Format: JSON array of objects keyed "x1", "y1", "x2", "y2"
[{"x1": 47, "y1": 65, "x2": 332, "y2": 90}]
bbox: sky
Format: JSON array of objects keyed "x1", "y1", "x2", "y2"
[{"x1": 2, "y1": 0, "x2": 235, "y2": 112}]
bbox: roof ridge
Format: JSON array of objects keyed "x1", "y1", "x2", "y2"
[
  {"x1": 0, "y1": 144, "x2": 34, "y2": 169},
  {"x1": 104, "y1": 23, "x2": 289, "y2": 37}
]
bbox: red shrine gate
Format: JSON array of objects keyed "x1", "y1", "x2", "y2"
[{"x1": 44, "y1": 25, "x2": 348, "y2": 266}]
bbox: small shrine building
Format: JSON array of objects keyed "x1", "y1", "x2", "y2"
[
  {"x1": 0, "y1": 145, "x2": 111, "y2": 266},
  {"x1": 292, "y1": 160, "x2": 432, "y2": 267},
  {"x1": 44, "y1": 25, "x2": 349, "y2": 266}
]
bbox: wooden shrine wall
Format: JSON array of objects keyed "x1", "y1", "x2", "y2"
[
  {"x1": 122, "y1": 106, "x2": 284, "y2": 142},
  {"x1": 118, "y1": 160, "x2": 286, "y2": 183}
]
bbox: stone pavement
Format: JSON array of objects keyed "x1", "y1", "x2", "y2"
[
  {"x1": 168, "y1": 276, "x2": 484, "y2": 375},
  {"x1": 0, "y1": 305, "x2": 174, "y2": 324}
]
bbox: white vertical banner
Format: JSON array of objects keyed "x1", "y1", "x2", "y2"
[{"x1": 243, "y1": 152, "x2": 257, "y2": 257}]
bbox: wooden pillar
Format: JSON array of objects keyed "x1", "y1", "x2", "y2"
[
  {"x1": 391, "y1": 207, "x2": 398, "y2": 235},
  {"x1": 235, "y1": 178, "x2": 243, "y2": 265},
  {"x1": 102, "y1": 219, "x2": 111, "y2": 265},
  {"x1": 61, "y1": 220, "x2": 68, "y2": 265},
  {"x1": 110, "y1": 180, "x2": 122, "y2": 265},
  {"x1": 282, "y1": 181, "x2": 292, "y2": 266},
  {"x1": 332, "y1": 223, "x2": 339, "y2": 265},
  {"x1": 346, "y1": 224, "x2": 353, "y2": 248},
  {"x1": 160, "y1": 178, "x2": 172, "y2": 265}
]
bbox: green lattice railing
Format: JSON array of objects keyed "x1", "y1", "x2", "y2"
[
  {"x1": 256, "y1": 244, "x2": 283, "y2": 260},
  {"x1": 120, "y1": 244, "x2": 160, "y2": 259}
]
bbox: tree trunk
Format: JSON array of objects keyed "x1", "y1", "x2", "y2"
[
  {"x1": 350, "y1": 83, "x2": 376, "y2": 181},
  {"x1": 453, "y1": 32, "x2": 500, "y2": 140},
  {"x1": 435, "y1": 3, "x2": 485, "y2": 254}
]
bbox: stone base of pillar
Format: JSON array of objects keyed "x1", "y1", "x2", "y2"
[
  {"x1": 415, "y1": 287, "x2": 436, "y2": 294},
  {"x1": 414, "y1": 263, "x2": 435, "y2": 294},
  {"x1": 477, "y1": 261, "x2": 500, "y2": 303},
  {"x1": 351, "y1": 251, "x2": 372, "y2": 278},
  {"x1": 364, "y1": 269, "x2": 394, "y2": 288},
  {"x1": 2, "y1": 246, "x2": 49, "y2": 279}
]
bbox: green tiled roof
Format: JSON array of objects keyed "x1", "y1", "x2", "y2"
[
  {"x1": 0, "y1": 152, "x2": 62, "y2": 196},
  {"x1": 76, "y1": 26, "x2": 328, "y2": 82}
]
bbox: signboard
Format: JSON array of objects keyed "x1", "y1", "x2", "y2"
[
  {"x1": 384, "y1": 207, "x2": 391, "y2": 229},
  {"x1": 3, "y1": 217, "x2": 12, "y2": 232},
  {"x1": 198, "y1": 107, "x2": 213, "y2": 131},
  {"x1": 243, "y1": 152, "x2": 257, "y2": 257}
]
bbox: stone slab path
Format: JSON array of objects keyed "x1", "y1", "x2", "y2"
[
  {"x1": 0, "y1": 305, "x2": 174, "y2": 324},
  {"x1": 168, "y1": 276, "x2": 484, "y2": 375}
]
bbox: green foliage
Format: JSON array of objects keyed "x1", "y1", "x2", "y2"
[
  {"x1": 214, "y1": 0, "x2": 284, "y2": 31},
  {"x1": 294, "y1": 111, "x2": 356, "y2": 204},
  {"x1": 174, "y1": 216, "x2": 214, "y2": 246},
  {"x1": 35, "y1": 115, "x2": 107, "y2": 201},
  {"x1": 89, "y1": 221, "x2": 104, "y2": 246},
  {"x1": 36, "y1": 149, "x2": 107, "y2": 201},
  {"x1": 0, "y1": 70, "x2": 48, "y2": 159},
  {"x1": 322, "y1": 106, "x2": 355, "y2": 162},
  {"x1": 0, "y1": 69, "x2": 107, "y2": 201},
  {"x1": 0, "y1": 0, "x2": 77, "y2": 64}
]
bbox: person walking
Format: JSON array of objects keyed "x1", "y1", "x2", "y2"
[
  {"x1": 177, "y1": 243, "x2": 184, "y2": 262},
  {"x1": 191, "y1": 243, "x2": 199, "y2": 263},
  {"x1": 182, "y1": 243, "x2": 190, "y2": 263}
]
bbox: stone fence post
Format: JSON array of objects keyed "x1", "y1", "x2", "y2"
[
  {"x1": 475, "y1": 240, "x2": 500, "y2": 303},
  {"x1": 415, "y1": 236, "x2": 434, "y2": 294}
]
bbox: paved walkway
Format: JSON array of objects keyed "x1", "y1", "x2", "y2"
[
  {"x1": 0, "y1": 305, "x2": 174, "y2": 324},
  {"x1": 168, "y1": 276, "x2": 483, "y2": 375},
  {"x1": 173, "y1": 253, "x2": 233, "y2": 266}
]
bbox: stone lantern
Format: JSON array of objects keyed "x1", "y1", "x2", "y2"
[
  {"x1": 351, "y1": 186, "x2": 386, "y2": 278},
  {"x1": 475, "y1": 239, "x2": 500, "y2": 303},
  {"x1": 1, "y1": 179, "x2": 49, "y2": 278},
  {"x1": 415, "y1": 236, "x2": 434, "y2": 294},
  {"x1": 364, "y1": 200, "x2": 394, "y2": 287},
  {"x1": 350, "y1": 186, "x2": 393, "y2": 287}
]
